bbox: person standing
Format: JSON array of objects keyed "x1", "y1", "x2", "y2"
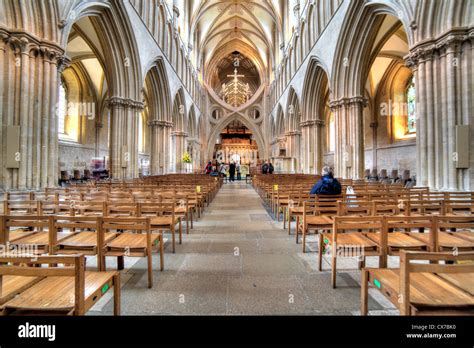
[
  {"x1": 268, "y1": 161, "x2": 274, "y2": 174},
  {"x1": 236, "y1": 162, "x2": 241, "y2": 181},
  {"x1": 261, "y1": 160, "x2": 269, "y2": 174},
  {"x1": 219, "y1": 162, "x2": 227, "y2": 179},
  {"x1": 229, "y1": 162, "x2": 236, "y2": 182}
]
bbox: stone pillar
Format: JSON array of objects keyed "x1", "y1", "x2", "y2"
[
  {"x1": 149, "y1": 120, "x2": 171, "y2": 175},
  {"x1": 314, "y1": 119, "x2": 325, "y2": 174},
  {"x1": 300, "y1": 119, "x2": 323, "y2": 174},
  {"x1": 172, "y1": 131, "x2": 188, "y2": 173},
  {"x1": 330, "y1": 97, "x2": 367, "y2": 179},
  {"x1": 0, "y1": 29, "x2": 64, "y2": 190},
  {"x1": 405, "y1": 29, "x2": 473, "y2": 190},
  {"x1": 107, "y1": 97, "x2": 144, "y2": 180},
  {"x1": 349, "y1": 98, "x2": 366, "y2": 179}
]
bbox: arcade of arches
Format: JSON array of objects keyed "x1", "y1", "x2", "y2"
[{"x1": 0, "y1": 0, "x2": 472, "y2": 191}]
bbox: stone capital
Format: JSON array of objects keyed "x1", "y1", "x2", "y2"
[
  {"x1": 300, "y1": 119, "x2": 324, "y2": 128},
  {"x1": 406, "y1": 28, "x2": 471, "y2": 66},
  {"x1": 329, "y1": 96, "x2": 368, "y2": 110},
  {"x1": 172, "y1": 131, "x2": 188, "y2": 137},
  {"x1": 106, "y1": 97, "x2": 145, "y2": 110},
  {"x1": 148, "y1": 119, "x2": 173, "y2": 128}
]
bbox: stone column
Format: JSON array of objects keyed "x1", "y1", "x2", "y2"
[
  {"x1": 300, "y1": 119, "x2": 323, "y2": 174},
  {"x1": 107, "y1": 97, "x2": 144, "y2": 180},
  {"x1": 172, "y1": 131, "x2": 188, "y2": 173},
  {"x1": 314, "y1": 119, "x2": 325, "y2": 174},
  {"x1": 150, "y1": 120, "x2": 171, "y2": 175},
  {"x1": 406, "y1": 29, "x2": 473, "y2": 190},
  {"x1": 349, "y1": 98, "x2": 366, "y2": 179},
  {"x1": 330, "y1": 97, "x2": 367, "y2": 179},
  {"x1": 0, "y1": 29, "x2": 64, "y2": 190}
]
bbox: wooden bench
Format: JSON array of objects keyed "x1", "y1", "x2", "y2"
[
  {"x1": 138, "y1": 202, "x2": 181, "y2": 254},
  {"x1": 322, "y1": 216, "x2": 387, "y2": 288},
  {"x1": 100, "y1": 217, "x2": 162, "y2": 288},
  {"x1": 0, "y1": 254, "x2": 120, "y2": 315},
  {"x1": 298, "y1": 200, "x2": 339, "y2": 253},
  {"x1": 361, "y1": 251, "x2": 474, "y2": 315}
]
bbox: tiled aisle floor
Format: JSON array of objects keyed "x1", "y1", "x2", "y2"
[{"x1": 93, "y1": 182, "x2": 398, "y2": 315}]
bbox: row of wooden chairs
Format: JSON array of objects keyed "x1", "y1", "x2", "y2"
[
  {"x1": 320, "y1": 215, "x2": 474, "y2": 287},
  {"x1": 3, "y1": 200, "x2": 184, "y2": 254},
  {"x1": 296, "y1": 200, "x2": 474, "y2": 252},
  {"x1": 1, "y1": 215, "x2": 165, "y2": 288}
]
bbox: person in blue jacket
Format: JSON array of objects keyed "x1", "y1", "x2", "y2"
[{"x1": 310, "y1": 166, "x2": 342, "y2": 195}]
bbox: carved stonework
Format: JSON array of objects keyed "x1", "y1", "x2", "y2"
[
  {"x1": 107, "y1": 97, "x2": 145, "y2": 111},
  {"x1": 329, "y1": 96, "x2": 368, "y2": 110},
  {"x1": 172, "y1": 131, "x2": 188, "y2": 137},
  {"x1": 285, "y1": 130, "x2": 302, "y2": 137},
  {"x1": 300, "y1": 119, "x2": 325, "y2": 128},
  {"x1": 405, "y1": 28, "x2": 471, "y2": 68},
  {"x1": 148, "y1": 120, "x2": 173, "y2": 128}
]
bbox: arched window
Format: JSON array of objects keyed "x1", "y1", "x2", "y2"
[
  {"x1": 328, "y1": 113, "x2": 335, "y2": 152},
  {"x1": 212, "y1": 109, "x2": 221, "y2": 121},
  {"x1": 138, "y1": 113, "x2": 144, "y2": 153},
  {"x1": 58, "y1": 80, "x2": 67, "y2": 137},
  {"x1": 406, "y1": 77, "x2": 416, "y2": 134},
  {"x1": 251, "y1": 109, "x2": 260, "y2": 120}
]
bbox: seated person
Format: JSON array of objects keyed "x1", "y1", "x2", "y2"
[{"x1": 310, "y1": 166, "x2": 342, "y2": 195}]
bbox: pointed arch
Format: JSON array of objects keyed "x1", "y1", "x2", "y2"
[
  {"x1": 172, "y1": 87, "x2": 187, "y2": 132},
  {"x1": 143, "y1": 58, "x2": 172, "y2": 122},
  {"x1": 302, "y1": 58, "x2": 331, "y2": 121},
  {"x1": 206, "y1": 113, "x2": 266, "y2": 161},
  {"x1": 286, "y1": 87, "x2": 301, "y2": 131}
]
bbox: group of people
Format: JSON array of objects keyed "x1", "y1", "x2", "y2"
[
  {"x1": 261, "y1": 160, "x2": 274, "y2": 175},
  {"x1": 204, "y1": 160, "x2": 241, "y2": 182},
  {"x1": 205, "y1": 158, "x2": 340, "y2": 195}
]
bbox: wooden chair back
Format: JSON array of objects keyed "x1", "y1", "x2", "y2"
[{"x1": 0, "y1": 254, "x2": 87, "y2": 315}]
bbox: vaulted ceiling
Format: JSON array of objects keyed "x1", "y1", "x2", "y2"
[{"x1": 189, "y1": 0, "x2": 282, "y2": 84}]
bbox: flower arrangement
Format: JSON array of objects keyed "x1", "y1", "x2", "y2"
[{"x1": 182, "y1": 151, "x2": 192, "y2": 164}]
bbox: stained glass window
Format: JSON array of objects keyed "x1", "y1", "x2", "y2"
[{"x1": 406, "y1": 77, "x2": 416, "y2": 134}]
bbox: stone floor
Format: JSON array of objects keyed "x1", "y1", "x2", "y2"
[{"x1": 88, "y1": 182, "x2": 398, "y2": 315}]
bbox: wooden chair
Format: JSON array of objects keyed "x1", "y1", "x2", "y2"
[
  {"x1": 443, "y1": 200, "x2": 474, "y2": 216},
  {"x1": 0, "y1": 254, "x2": 120, "y2": 315},
  {"x1": 138, "y1": 202, "x2": 181, "y2": 254},
  {"x1": 4, "y1": 192, "x2": 33, "y2": 201},
  {"x1": 365, "y1": 216, "x2": 433, "y2": 256},
  {"x1": 288, "y1": 193, "x2": 317, "y2": 235},
  {"x1": 71, "y1": 201, "x2": 107, "y2": 217},
  {"x1": 53, "y1": 216, "x2": 118, "y2": 271},
  {"x1": 432, "y1": 216, "x2": 474, "y2": 252},
  {"x1": 161, "y1": 194, "x2": 191, "y2": 235},
  {"x1": 100, "y1": 217, "x2": 163, "y2": 288},
  {"x1": 1, "y1": 215, "x2": 71, "y2": 253},
  {"x1": 106, "y1": 202, "x2": 139, "y2": 217},
  {"x1": 3, "y1": 200, "x2": 40, "y2": 216},
  {"x1": 322, "y1": 216, "x2": 387, "y2": 288},
  {"x1": 39, "y1": 200, "x2": 73, "y2": 216},
  {"x1": 361, "y1": 251, "x2": 474, "y2": 315},
  {"x1": 298, "y1": 200, "x2": 338, "y2": 253}
]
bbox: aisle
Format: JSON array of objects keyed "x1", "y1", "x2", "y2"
[{"x1": 95, "y1": 182, "x2": 393, "y2": 315}]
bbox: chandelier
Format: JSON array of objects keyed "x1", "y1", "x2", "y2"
[{"x1": 221, "y1": 68, "x2": 251, "y2": 107}]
